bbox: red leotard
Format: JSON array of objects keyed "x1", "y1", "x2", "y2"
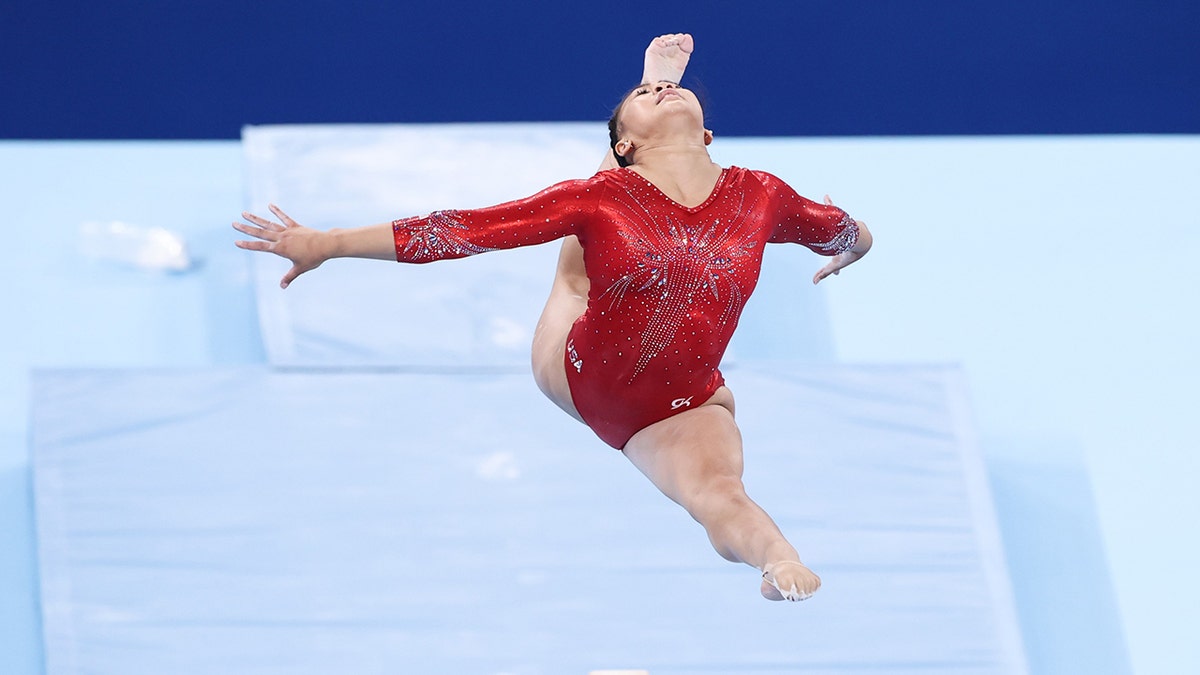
[{"x1": 392, "y1": 167, "x2": 858, "y2": 448}]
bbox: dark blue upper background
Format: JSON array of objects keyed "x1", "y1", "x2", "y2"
[{"x1": 3, "y1": 0, "x2": 1196, "y2": 139}]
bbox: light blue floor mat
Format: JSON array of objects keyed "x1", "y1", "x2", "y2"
[
  {"x1": 32, "y1": 364, "x2": 1024, "y2": 674},
  {"x1": 8, "y1": 131, "x2": 1158, "y2": 673}
]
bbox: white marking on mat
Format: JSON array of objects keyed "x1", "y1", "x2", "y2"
[{"x1": 475, "y1": 451, "x2": 520, "y2": 481}]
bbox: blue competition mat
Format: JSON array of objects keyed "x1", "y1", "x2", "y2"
[{"x1": 32, "y1": 365, "x2": 1024, "y2": 674}]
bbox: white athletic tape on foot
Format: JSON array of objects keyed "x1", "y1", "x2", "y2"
[{"x1": 763, "y1": 562, "x2": 815, "y2": 601}]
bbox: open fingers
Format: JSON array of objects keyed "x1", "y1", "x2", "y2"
[
  {"x1": 812, "y1": 263, "x2": 841, "y2": 285},
  {"x1": 269, "y1": 203, "x2": 301, "y2": 228},
  {"x1": 232, "y1": 221, "x2": 275, "y2": 241},
  {"x1": 233, "y1": 238, "x2": 274, "y2": 252},
  {"x1": 231, "y1": 220, "x2": 278, "y2": 243},
  {"x1": 240, "y1": 210, "x2": 283, "y2": 231}
]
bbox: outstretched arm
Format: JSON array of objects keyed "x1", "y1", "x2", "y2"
[
  {"x1": 235, "y1": 178, "x2": 599, "y2": 288},
  {"x1": 233, "y1": 205, "x2": 395, "y2": 288}
]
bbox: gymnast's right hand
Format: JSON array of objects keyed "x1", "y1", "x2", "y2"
[{"x1": 233, "y1": 204, "x2": 329, "y2": 289}]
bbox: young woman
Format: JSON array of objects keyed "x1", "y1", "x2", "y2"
[{"x1": 234, "y1": 34, "x2": 872, "y2": 602}]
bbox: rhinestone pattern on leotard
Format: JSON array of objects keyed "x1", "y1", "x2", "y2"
[
  {"x1": 391, "y1": 209, "x2": 495, "y2": 262},
  {"x1": 599, "y1": 175, "x2": 765, "y2": 380},
  {"x1": 391, "y1": 167, "x2": 859, "y2": 447},
  {"x1": 809, "y1": 213, "x2": 859, "y2": 255}
]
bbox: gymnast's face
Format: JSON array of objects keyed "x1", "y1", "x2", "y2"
[
  {"x1": 619, "y1": 81, "x2": 700, "y2": 127},
  {"x1": 609, "y1": 81, "x2": 710, "y2": 165},
  {"x1": 613, "y1": 81, "x2": 707, "y2": 150}
]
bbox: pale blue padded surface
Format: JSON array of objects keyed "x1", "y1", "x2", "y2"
[
  {"x1": 8, "y1": 134, "x2": 1154, "y2": 674},
  {"x1": 32, "y1": 365, "x2": 1024, "y2": 674},
  {"x1": 0, "y1": 140, "x2": 255, "y2": 675}
]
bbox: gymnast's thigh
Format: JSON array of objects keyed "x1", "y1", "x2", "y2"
[
  {"x1": 621, "y1": 386, "x2": 744, "y2": 504},
  {"x1": 530, "y1": 237, "x2": 588, "y2": 423}
]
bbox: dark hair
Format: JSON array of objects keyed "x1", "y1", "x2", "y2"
[
  {"x1": 607, "y1": 80, "x2": 707, "y2": 169},
  {"x1": 607, "y1": 110, "x2": 630, "y2": 168},
  {"x1": 607, "y1": 85, "x2": 641, "y2": 168}
]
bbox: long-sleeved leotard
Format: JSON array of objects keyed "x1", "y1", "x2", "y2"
[{"x1": 392, "y1": 167, "x2": 859, "y2": 449}]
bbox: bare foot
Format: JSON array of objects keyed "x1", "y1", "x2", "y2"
[
  {"x1": 643, "y1": 33, "x2": 694, "y2": 85},
  {"x1": 760, "y1": 560, "x2": 821, "y2": 602}
]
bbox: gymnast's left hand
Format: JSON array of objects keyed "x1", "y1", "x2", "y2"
[
  {"x1": 812, "y1": 194, "x2": 872, "y2": 285},
  {"x1": 812, "y1": 249, "x2": 865, "y2": 284},
  {"x1": 233, "y1": 204, "x2": 330, "y2": 289}
]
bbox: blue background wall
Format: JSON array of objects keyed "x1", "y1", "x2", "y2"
[{"x1": 3, "y1": 0, "x2": 1198, "y2": 139}]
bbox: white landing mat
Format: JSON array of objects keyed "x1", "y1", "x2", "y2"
[{"x1": 32, "y1": 365, "x2": 1024, "y2": 674}]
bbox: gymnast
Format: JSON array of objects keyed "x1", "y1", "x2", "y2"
[{"x1": 234, "y1": 34, "x2": 873, "y2": 602}]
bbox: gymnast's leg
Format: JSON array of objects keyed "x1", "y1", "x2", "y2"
[
  {"x1": 531, "y1": 235, "x2": 588, "y2": 422},
  {"x1": 622, "y1": 392, "x2": 821, "y2": 601}
]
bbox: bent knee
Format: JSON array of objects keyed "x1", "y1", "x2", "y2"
[
  {"x1": 683, "y1": 475, "x2": 751, "y2": 519},
  {"x1": 530, "y1": 346, "x2": 563, "y2": 397},
  {"x1": 530, "y1": 345, "x2": 583, "y2": 423},
  {"x1": 530, "y1": 362, "x2": 554, "y2": 395}
]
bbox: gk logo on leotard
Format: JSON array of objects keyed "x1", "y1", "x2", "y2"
[{"x1": 671, "y1": 396, "x2": 693, "y2": 410}]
